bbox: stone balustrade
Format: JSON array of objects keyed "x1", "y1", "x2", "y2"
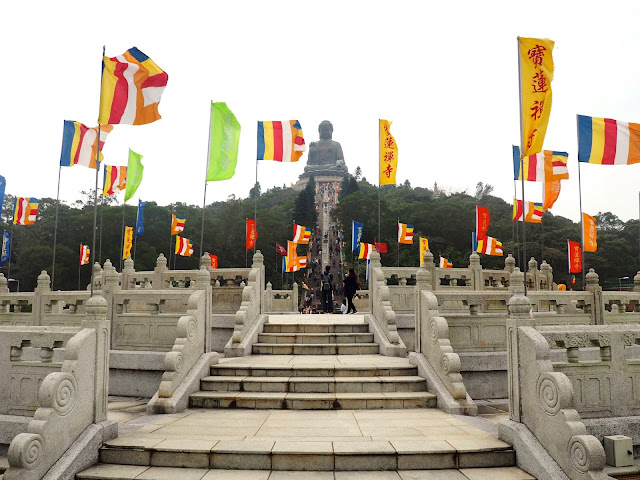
[
  {"x1": 264, "y1": 282, "x2": 298, "y2": 313},
  {"x1": 3, "y1": 295, "x2": 115, "y2": 480}
]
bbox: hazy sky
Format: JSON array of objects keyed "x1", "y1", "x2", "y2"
[{"x1": 2, "y1": 0, "x2": 639, "y2": 222}]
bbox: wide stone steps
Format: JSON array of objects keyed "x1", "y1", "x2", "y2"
[
  {"x1": 252, "y1": 343, "x2": 380, "y2": 355},
  {"x1": 257, "y1": 332, "x2": 375, "y2": 343}
]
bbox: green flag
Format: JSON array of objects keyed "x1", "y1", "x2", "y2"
[
  {"x1": 124, "y1": 149, "x2": 144, "y2": 202},
  {"x1": 206, "y1": 102, "x2": 241, "y2": 181}
]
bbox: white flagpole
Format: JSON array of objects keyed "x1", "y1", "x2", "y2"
[
  {"x1": 51, "y1": 164, "x2": 62, "y2": 290},
  {"x1": 517, "y1": 37, "x2": 528, "y2": 296},
  {"x1": 200, "y1": 102, "x2": 213, "y2": 259}
]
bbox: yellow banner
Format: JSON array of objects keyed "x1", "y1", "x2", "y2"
[
  {"x1": 419, "y1": 237, "x2": 429, "y2": 266},
  {"x1": 519, "y1": 37, "x2": 554, "y2": 157},
  {"x1": 123, "y1": 226, "x2": 133, "y2": 259},
  {"x1": 583, "y1": 213, "x2": 598, "y2": 252},
  {"x1": 379, "y1": 119, "x2": 398, "y2": 185}
]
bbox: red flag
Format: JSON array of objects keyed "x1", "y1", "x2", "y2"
[
  {"x1": 276, "y1": 243, "x2": 287, "y2": 255},
  {"x1": 374, "y1": 242, "x2": 388, "y2": 253},
  {"x1": 476, "y1": 205, "x2": 490, "y2": 241},
  {"x1": 209, "y1": 254, "x2": 218, "y2": 269},
  {"x1": 568, "y1": 240, "x2": 582, "y2": 273},
  {"x1": 246, "y1": 219, "x2": 257, "y2": 250}
]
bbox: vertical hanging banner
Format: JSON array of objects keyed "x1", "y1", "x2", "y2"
[
  {"x1": 419, "y1": 237, "x2": 429, "y2": 266},
  {"x1": 80, "y1": 244, "x2": 91, "y2": 265},
  {"x1": 123, "y1": 226, "x2": 133, "y2": 259},
  {"x1": 568, "y1": 240, "x2": 582, "y2": 273},
  {"x1": 0, "y1": 175, "x2": 5, "y2": 209},
  {"x1": 0, "y1": 230, "x2": 10, "y2": 267},
  {"x1": 475, "y1": 206, "x2": 490, "y2": 241},
  {"x1": 379, "y1": 120, "x2": 398, "y2": 184},
  {"x1": 209, "y1": 254, "x2": 219, "y2": 269},
  {"x1": 135, "y1": 200, "x2": 146, "y2": 236},
  {"x1": 207, "y1": 102, "x2": 241, "y2": 181},
  {"x1": 583, "y1": 213, "x2": 598, "y2": 252},
  {"x1": 519, "y1": 37, "x2": 555, "y2": 156},
  {"x1": 352, "y1": 221, "x2": 364, "y2": 252},
  {"x1": 246, "y1": 219, "x2": 257, "y2": 250},
  {"x1": 125, "y1": 149, "x2": 144, "y2": 202}
]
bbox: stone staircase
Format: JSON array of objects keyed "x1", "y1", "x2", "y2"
[
  {"x1": 73, "y1": 314, "x2": 529, "y2": 478},
  {"x1": 190, "y1": 314, "x2": 436, "y2": 410}
]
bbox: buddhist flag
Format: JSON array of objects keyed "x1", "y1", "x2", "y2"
[
  {"x1": 419, "y1": 237, "x2": 429, "y2": 266},
  {"x1": 99, "y1": 47, "x2": 168, "y2": 125},
  {"x1": 80, "y1": 244, "x2": 90, "y2": 266},
  {"x1": 102, "y1": 165, "x2": 127, "y2": 196},
  {"x1": 583, "y1": 213, "x2": 597, "y2": 252},
  {"x1": 175, "y1": 236, "x2": 194, "y2": 257},
  {"x1": 60, "y1": 121, "x2": 113, "y2": 169},
  {"x1": 439, "y1": 256, "x2": 453, "y2": 268},
  {"x1": 207, "y1": 102, "x2": 241, "y2": 181},
  {"x1": 543, "y1": 179, "x2": 562, "y2": 211},
  {"x1": 257, "y1": 121, "x2": 306, "y2": 162},
  {"x1": 124, "y1": 149, "x2": 143, "y2": 202},
  {"x1": 398, "y1": 222, "x2": 414, "y2": 244},
  {"x1": 476, "y1": 206, "x2": 490, "y2": 241},
  {"x1": 473, "y1": 232, "x2": 504, "y2": 256},
  {"x1": 13, "y1": 197, "x2": 38, "y2": 225},
  {"x1": 293, "y1": 224, "x2": 311, "y2": 244},
  {"x1": 568, "y1": 240, "x2": 582, "y2": 273},
  {"x1": 513, "y1": 199, "x2": 543, "y2": 223},
  {"x1": 285, "y1": 240, "x2": 306, "y2": 272},
  {"x1": 246, "y1": 219, "x2": 257, "y2": 250},
  {"x1": 123, "y1": 226, "x2": 133, "y2": 259},
  {"x1": 513, "y1": 146, "x2": 569, "y2": 182},
  {"x1": 209, "y1": 254, "x2": 218, "y2": 269},
  {"x1": 577, "y1": 115, "x2": 640, "y2": 165},
  {"x1": 170, "y1": 214, "x2": 186, "y2": 235},
  {"x1": 518, "y1": 37, "x2": 554, "y2": 157},
  {"x1": 379, "y1": 119, "x2": 398, "y2": 185},
  {"x1": 359, "y1": 243, "x2": 374, "y2": 260}
]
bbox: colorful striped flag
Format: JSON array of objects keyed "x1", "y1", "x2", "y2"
[
  {"x1": 102, "y1": 165, "x2": 127, "y2": 196},
  {"x1": 398, "y1": 222, "x2": 414, "y2": 244},
  {"x1": 99, "y1": 47, "x2": 168, "y2": 125},
  {"x1": 513, "y1": 199, "x2": 543, "y2": 223},
  {"x1": 60, "y1": 121, "x2": 113, "y2": 169},
  {"x1": 512, "y1": 146, "x2": 569, "y2": 182},
  {"x1": 293, "y1": 224, "x2": 311, "y2": 244},
  {"x1": 358, "y1": 243, "x2": 374, "y2": 260},
  {"x1": 13, "y1": 197, "x2": 38, "y2": 225},
  {"x1": 80, "y1": 244, "x2": 91, "y2": 266},
  {"x1": 285, "y1": 240, "x2": 306, "y2": 272},
  {"x1": 577, "y1": 115, "x2": 640, "y2": 165},
  {"x1": 170, "y1": 214, "x2": 186, "y2": 235},
  {"x1": 175, "y1": 236, "x2": 194, "y2": 257},
  {"x1": 257, "y1": 121, "x2": 306, "y2": 162},
  {"x1": 473, "y1": 232, "x2": 504, "y2": 256},
  {"x1": 439, "y1": 256, "x2": 453, "y2": 268}
]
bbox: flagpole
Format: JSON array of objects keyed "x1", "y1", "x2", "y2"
[
  {"x1": 517, "y1": 37, "x2": 528, "y2": 296},
  {"x1": 397, "y1": 217, "x2": 400, "y2": 267},
  {"x1": 255, "y1": 159, "x2": 258, "y2": 253},
  {"x1": 578, "y1": 161, "x2": 586, "y2": 288},
  {"x1": 378, "y1": 119, "x2": 381, "y2": 246},
  {"x1": 200, "y1": 102, "x2": 214, "y2": 260},
  {"x1": 513, "y1": 180, "x2": 521, "y2": 267},
  {"x1": 133, "y1": 198, "x2": 139, "y2": 265},
  {"x1": 245, "y1": 218, "x2": 248, "y2": 268},
  {"x1": 169, "y1": 209, "x2": 174, "y2": 270},
  {"x1": 98, "y1": 194, "x2": 104, "y2": 264},
  {"x1": 51, "y1": 165, "x2": 62, "y2": 290},
  {"x1": 7, "y1": 223, "x2": 14, "y2": 280}
]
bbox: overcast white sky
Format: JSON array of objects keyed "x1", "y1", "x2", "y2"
[{"x1": 2, "y1": 0, "x2": 639, "y2": 222}]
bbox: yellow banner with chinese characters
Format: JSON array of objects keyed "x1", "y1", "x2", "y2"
[
  {"x1": 419, "y1": 237, "x2": 429, "y2": 266},
  {"x1": 123, "y1": 226, "x2": 133, "y2": 259},
  {"x1": 583, "y1": 213, "x2": 598, "y2": 252},
  {"x1": 519, "y1": 37, "x2": 554, "y2": 157},
  {"x1": 379, "y1": 119, "x2": 398, "y2": 185}
]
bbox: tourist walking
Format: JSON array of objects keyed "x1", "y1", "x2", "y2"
[
  {"x1": 321, "y1": 265, "x2": 333, "y2": 313},
  {"x1": 343, "y1": 268, "x2": 358, "y2": 314}
]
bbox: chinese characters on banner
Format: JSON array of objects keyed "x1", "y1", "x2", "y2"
[
  {"x1": 419, "y1": 237, "x2": 429, "y2": 266},
  {"x1": 582, "y1": 213, "x2": 598, "y2": 252},
  {"x1": 123, "y1": 226, "x2": 133, "y2": 259},
  {"x1": 379, "y1": 119, "x2": 398, "y2": 185},
  {"x1": 246, "y1": 219, "x2": 257, "y2": 250},
  {"x1": 518, "y1": 37, "x2": 555, "y2": 157},
  {"x1": 567, "y1": 240, "x2": 582, "y2": 273},
  {"x1": 475, "y1": 206, "x2": 490, "y2": 241}
]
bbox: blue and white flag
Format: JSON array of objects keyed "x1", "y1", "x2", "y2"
[
  {"x1": 352, "y1": 220, "x2": 363, "y2": 252},
  {"x1": 135, "y1": 200, "x2": 146, "y2": 237},
  {"x1": 0, "y1": 230, "x2": 10, "y2": 267}
]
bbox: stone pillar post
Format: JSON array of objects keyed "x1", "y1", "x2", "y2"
[
  {"x1": 82, "y1": 295, "x2": 110, "y2": 422},
  {"x1": 195, "y1": 268, "x2": 212, "y2": 351},
  {"x1": 506, "y1": 268, "x2": 533, "y2": 422},
  {"x1": 102, "y1": 259, "x2": 120, "y2": 350},
  {"x1": 252, "y1": 250, "x2": 264, "y2": 313},
  {"x1": 33, "y1": 270, "x2": 51, "y2": 326},
  {"x1": 265, "y1": 282, "x2": 273, "y2": 312},
  {"x1": 0, "y1": 273, "x2": 8, "y2": 293},
  {"x1": 504, "y1": 254, "x2": 516, "y2": 274},
  {"x1": 469, "y1": 252, "x2": 482, "y2": 290},
  {"x1": 527, "y1": 257, "x2": 538, "y2": 291},
  {"x1": 539, "y1": 261, "x2": 553, "y2": 290},
  {"x1": 585, "y1": 268, "x2": 603, "y2": 325},
  {"x1": 122, "y1": 257, "x2": 135, "y2": 290},
  {"x1": 153, "y1": 253, "x2": 168, "y2": 289},
  {"x1": 634, "y1": 272, "x2": 640, "y2": 292},
  {"x1": 369, "y1": 251, "x2": 382, "y2": 313},
  {"x1": 92, "y1": 262, "x2": 103, "y2": 291},
  {"x1": 415, "y1": 263, "x2": 432, "y2": 352},
  {"x1": 292, "y1": 282, "x2": 299, "y2": 312},
  {"x1": 422, "y1": 249, "x2": 436, "y2": 290}
]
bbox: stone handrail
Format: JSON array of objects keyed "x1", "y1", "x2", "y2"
[
  {"x1": 4, "y1": 295, "x2": 112, "y2": 480},
  {"x1": 264, "y1": 282, "x2": 297, "y2": 313},
  {"x1": 504, "y1": 291, "x2": 609, "y2": 480},
  {"x1": 225, "y1": 251, "x2": 265, "y2": 356},
  {"x1": 368, "y1": 252, "x2": 405, "y2": 355}
]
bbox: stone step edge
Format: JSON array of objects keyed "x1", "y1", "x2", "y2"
[
  {"x1": 202, "y1": 375, "x2": 426, "y2": 383},
  {"x1": 253, "y1": 343, "x2": 379, "y2": 347},
  {"x1": 210, "y1": 365, "x2": 418, "y2": 376},
  {"x1": 258, "y1": 332, "x2": 374, "y2": 337},
  {"x1": 190, "y1": 392, "x2": 436, "y2": 400},
  {"x1": 96, "y1": 447, "x2": 516, "y2": 471}
]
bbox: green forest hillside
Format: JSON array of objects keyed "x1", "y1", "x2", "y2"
[{"x1": 1, "y1": 177, "x2": 637, "y2": 292}]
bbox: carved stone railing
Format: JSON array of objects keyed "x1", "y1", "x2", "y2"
[
  {"x1": 503, "y1": 290, "x2": 610, "y2": 480},
  {"x1": 225, "y1": 251, "x2": 265, "y2": 357},
  {"x1": 4, "y1": 295, "x2": 114, "y2": 480},
  {"x1": 387, "y1": 285, "x2": 415, "y2": 314},
  {"x1": 264, "y1": 282, "x2": 297, "y2": 313},
  {"x1": 353, "y1": 290, "x2": 370, "y2": 313},
  {"x1": 368, "y1": 252, "x2": 405, "y2": 356}
]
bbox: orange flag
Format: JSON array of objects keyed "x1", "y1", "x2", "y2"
[
  {"x1": 583, "y1": 213, "x2": 597, "y2": 252},
  {"x1": 568, "y1": 240, "x2": 582, "y2": 273},
  {"x1": 246, "y1": 219, "x2": 257, "y2": 250}
]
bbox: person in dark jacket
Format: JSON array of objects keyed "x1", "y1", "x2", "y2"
[{"x1": 343, "y1": 268, "x2": 358, "y2": 314}]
